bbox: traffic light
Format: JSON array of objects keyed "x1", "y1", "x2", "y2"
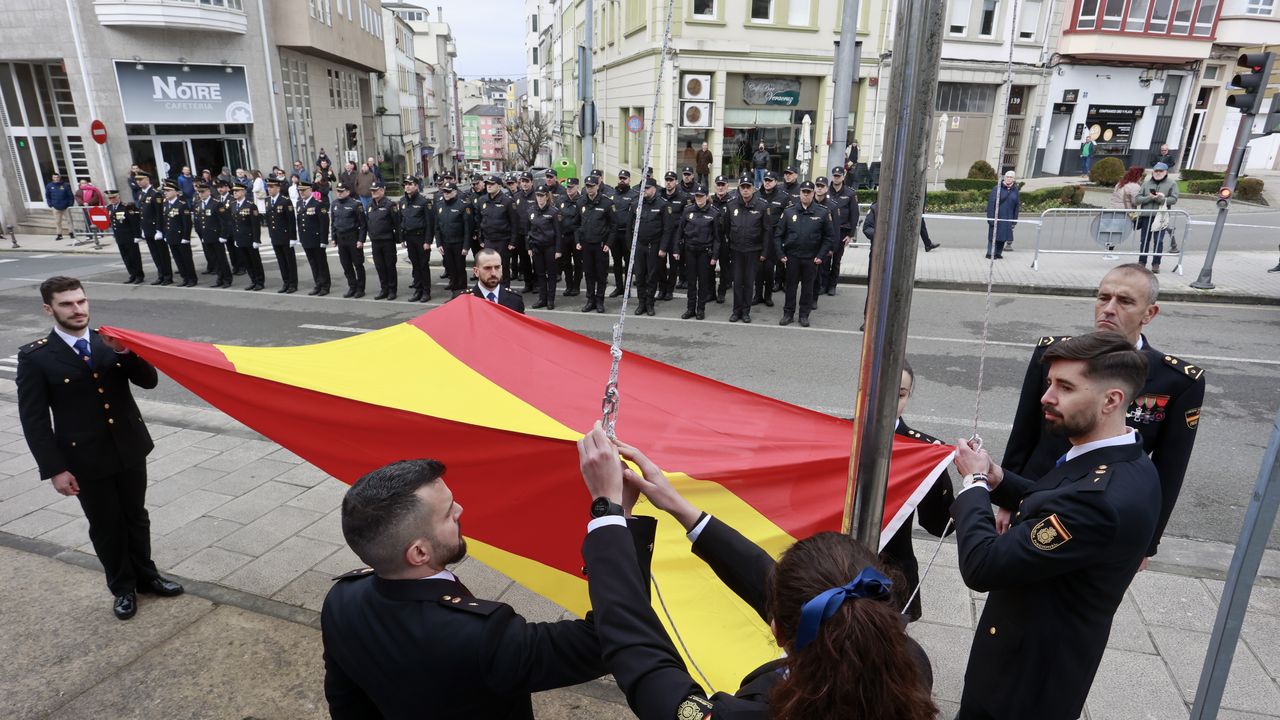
[
  {"x1": 1225, "y1": 52, "x2": 1275, "y2": 115},
  {"x1": 345, "y1": 123, "x2": 359, "y2": 150},
  {"x1": 1217, "y1": 186, "x2": 1232, "y2": 208}
]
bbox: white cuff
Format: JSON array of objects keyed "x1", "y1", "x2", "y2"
[
  {"x1": 687, "y1": 513, "x2": 712, "y2": 542},
  {"x1": 587, "y1": 515, "x2": 627, "y2": 533}
]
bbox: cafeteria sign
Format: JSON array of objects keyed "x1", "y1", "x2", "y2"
[
  {"x1": 114, "y1": 61, "x2": 254, "y2": 124},
  {"x1": 743, "y1": 77, "x2": 800, "y2": 107}
]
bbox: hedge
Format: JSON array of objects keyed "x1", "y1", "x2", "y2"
[
  {"x1": 854, "y1": 185, "x2": 1086, "y2": 214},
  {"x1": 1186, "y1": 179, "x2": 1222, "y2": 195},
  {"x1": 1236, "y1": 177, "x2": 1265, "y2": 202},
  {"x1": 1088, "y1": 157, "x2": 1125, "y2": 187},
  {"x1": 1180, "y1": 169, "x2": 1224, "y2": 182},
  {"x1": 944, "y1": 178, "x2": 1029, "y2": 192}
]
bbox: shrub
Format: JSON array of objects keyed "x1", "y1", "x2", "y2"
[
  {"x1": 1020, "y1": 185, "x2": 1086, "y2": 210},
  {"x1": 1236, "y1": 177, "x2": 1265, "y2": 202},
  {"x1": 967, "y1": 160, "x2": 997, "y2": 180},
  {"x1": 1186, "y1": 179, "x2": 1221, "y2": 195},
  {"x1": 1088, "y1": 157, "x2": 1125, "y2": 186},
  {"x1": 1180, "y1": 169, "x2": 1224, "y2": 182}
]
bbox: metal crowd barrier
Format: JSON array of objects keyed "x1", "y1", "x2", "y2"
[
  {"x1": 1032, "y1": 207, "x2": 1188, "y2": 275},
  {"x1": 70, "y1": 204, "x2": 105, "y2": 249}
]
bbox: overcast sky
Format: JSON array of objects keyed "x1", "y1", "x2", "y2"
[{"x1": 404, "y1": 0, "x2": 528, "y2": 80}]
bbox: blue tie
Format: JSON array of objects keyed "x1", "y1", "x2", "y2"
[
  {"x1": 486, "y1": 291, "x2": 497, "y2": 302},
  {"x1": 1055, "y1": 453, "x2": 1068, "y2": 468},
  {"x1": 73, "y1": 337, "x2": 91, "y2": 364}
]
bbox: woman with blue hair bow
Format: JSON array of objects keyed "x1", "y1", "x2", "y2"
[{"x1": 577, "y1": 423, "x2": 936, "y2": 720}]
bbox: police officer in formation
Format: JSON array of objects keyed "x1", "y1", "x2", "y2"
[
  {"x1": 400, "y1": 176, "x2": 433, "y2": 303},
  {"x1": 526, "y1": 184, "x2": 562, "y2": 309},
  {"x1": 263, "y1": 178, "x2": 299, "y2": 294},
  {"x1": 104, "y1": 189, "x2": 145, "y2": 284},
  {"x1": 160, "y1": 180, "x2": 197, "y2": 287},
  {"x1": 228, "y1": 184, "x2": 265, "y2": 291},
  {"x1": 215, "y1": 179, "x2": 246, "y2": 277},
  {"x1": 668, "y1": 184, "x2": 721, "y2": 321},
  {"x1": 558, "y1": 178, "x2": 583, "y2": 297},
  {"x1": 575, "y1": 175, "x2": 615, "y2": 313},
  {"x1": 462, "y1": 173, "x2": 486, "y2": 259},
  {"x1": 432, "y1": 181, "x2": 473, "y2": 297},
  {"x1": 191, "y1": 181, "x2": 232, "y2": 288},
  {"x1": 295, "y1": 180, "x2": 331, "y2": 296},
  {"x1": 510, "y1": 172, "x2": 537, "y2": 294},
  {"x1": 822, "y1": 165, "x2": 859, "y2": 296},
  {"x1": 724, "y1": 175, "x2": 772, "y2": 324},
  {"x1": 136, "y1": 174, "x2": 172, "y2": 286},
  {"x1": 657, "y1": 171, "x2": 689, "y2": 300},
  {"x1": 774, "y1": 180, "x2": 835, "y2": 327},
  {"x1": 476, "y1": 175, "x2": 518, "y2": 286},
  {"x1": 630, "y1": 177, "x2": 673, "y2": 317},
  {"x1": 609, "y1": 169, "x2": 638, "y2": 298},
  {"x1": 331, "y1": 183, "x2": 368, "y2": 298},
  {"x1": 710, "y1": 175, "x2": 734, "y2": 304},
  {"x1": 365, "y1": 181, "x2": 400, "y2": 300},
  {"x1": 753, "y1": 171, "x2": 788, "y2": 307}
]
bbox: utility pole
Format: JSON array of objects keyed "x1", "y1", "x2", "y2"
[
  {"x1": 843, "y1": 0, "x2": 945, "y2": 549},
  {"x1": 826, "y1": 0, "x2": 861, "y2": 175},
  {"x1": 578, "y1": 0, "x2": 596, "y2": 178}
]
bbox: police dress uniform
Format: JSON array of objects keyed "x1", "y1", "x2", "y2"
[
  {"x1": 710, "y1": 182, "x2": 735, "y2": 302},
  {"x1": 773, "y1": 194, "x2": 835, "y2": 325},
  {"x1": 331, "y1": 193, "x2": 368, "y2": 297},
  {"x1": 526, "y1": 195, "x2": 562, "y2": 308},
  {"x1": 659, "y1": 182, "x2": 689, "y2": 298},
  {"x1": 753, "y1": 181, "x2": 788, "y2": 306},
  {"x1": 216, "y1": 186, "x2": 245, "y2": 275},
  {"x1": 723, "y1": 190, "x2": 770, "y2": 322},
  {"x1": 105, "y1": 196, "x2": 145, "y2": 283},
  {"x1": 477, "y1": 188, "x2": 519, "y2": 287},
  {"x1": 229, "y1": 195, "x2": 266, "y2": 290},
  {"x1": 952, "y1": 435, "x2": 1160, "y2": 720},
  {"x1": 575, "y1": 185, "x2": 617, "y2": 313},
  {"x1": 137, "y1": 181, "x2": 173, "y2": 285},
  {"x1": 581, "y1": 514, "x2": 934, "y2": 720},
  {"x1": 192, "y1": 191, "x2": 233, "y2": 288},
  {"x1": 1002, "y1": 335, "x2": 1205, "y2": 557},
  {"x1": 366, "y1": 191, "x2": 401, "y2": 300},
  {"x1": 433, "y1": 190, "x2": 473, "y2": 294},
  {"x1": 609, "y1": 182, "x2": 639, "y2": 297},
  {"x1": 671, "y1": 195, "x2": 722, "y2": 319},
  {"x1": 264, "y1": 190, "x2": 299, "y2": 293},
  {"x1": 296, "y1": 188, "x2": 332, "y2": 295},
  {"x1": 15, "y1": 329, "x2": 163, "y2": 597},
  {"x1": 399, "y1": 183, "x2": 434, "y2": 302},
  {"x1": 630, "y1": 189, "x2": 673, "y2": 316},
  {"x1": 160, "y1": 189, "x2": 197, "y2": 286}
]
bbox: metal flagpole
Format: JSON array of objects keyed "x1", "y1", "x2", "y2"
[
  {"x1": 843, "y1": 0, "x2": 946, "y2": 547},
  {"x1": 826, "y1": 0, "x2": 862, "y2": 175}
]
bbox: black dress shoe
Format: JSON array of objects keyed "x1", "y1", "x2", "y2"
[
  {"x1": 799, "y1": 316, "x2": 810, "y2": 328},
  {"x1": 374, "y1": 290, "x2": 388, "y2": 300},
  {"x1": 122, "y1": 277, "x2": 135, "y2": 284},
  {"x1": 286, "y1": 286, "x2": 298, "y2": 294},
  {"x1": 715, "y1": 294, "x2": 725, "y2": 304},
  {"x1": 354, "y1": 290, "x2": 365, "y2": 298},
  {"x1": 277, "y1": 286, "x2": 290, "y2": 293},
  {"x1": 646, "y1": 307, "x2": 655, "y2": 316},
  {"x1": 150, "y1": 278, "x2": 164, "y2": 286},
  {"x1": 764, "y1": 298, "x2": 774, "y2": 307},
  {"x1": 409, "y1": 291, "x2": 423, "y2": 302},
  {"x1": 595, "y1": 303, "x2": 605, "y2": 313},
  {"x1": 681, "y1": 310, "x2": 695, "y2": 319},
  {"x1": 419, "y1": 294, "x2": 431, "y2": 303},
  {"x1": 532, "y1": 300, "x2": 547, "y2": 309},
  {"x1": 925, "y1": 243, "x2": 941, "y2": 252},
  {"x1": 318, "y1": 288, "x2": 330, "y2": 296},
  {"x1": 825, "y1": 288, "x2": 837, "y2": 297},
  {"x1": 742, "y1": 314, "x2": 752, "y2": 323},
  {"x1": 729, "y1": 313, "x2": 740, "y2": 322},
  {"x1": 387, "y1": 292, "x2": 397, "y2": 301},
  {"x1": 308, "y1": 287, "x2": 320, "y2": 296},
  {"x1": 581, "y1": 301, "x2": 596, "y2": 312},
  {"x1": 779, "y1": 315, "x2": 793, "y2": 326},
  {"x1": 113, "y1": 592, "x2": 137, "y2": 620},
  {"x1": 609, "y1": 287, "x2": 624, "y2": 298},
  {"x1": 546, "y1": 300, "x2": 553, "y2": 309},
  {"x1": 343, "y1": 288, "x2": 356, "y2": 298},
  {"x1": 161, "y1": 279, "x2": 174, "y2": 286},
  {"x1": 635, "y1": 304, "x2": 646, "y2": 316},
  {"x1": 752, "y1": 296, "x2": 763, "y2": 306},
  {"x1": 134, "y1": 277, "x2": 146, "y2": 284},
  {"x1": 695, "y1": 311, "x2": 705, "y2": 320},
  {"x1": 137, "y1": 576, "x2": 185, "y2": 597}
]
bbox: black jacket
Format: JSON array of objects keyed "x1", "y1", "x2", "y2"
[
  {"x1": 575, "y1": 192, "x2": 616, "y2": 246},
  {"x1": 16, "y1": 329, "x2": 158, "y2": 482},
  {"x1": 297, "y1": 196, "x2": 330, "y2": 249},
  {"x1": 671, "y1": 201, "x2": 722, "y2": 256},
  {"x1": 953, "y1": 438, "x2": 1160, "y2": 720},
  {"x1": 331, "y1": 197, "x2": 367, "y2": 244},
  {"x1": 477, "y1": 192, "x2": 518, "y2": 246},
  {"x1": 192, "y1": 197, "x2": 231, "y2": 243},
  {"x1": 228, "y1": 199, "x2": 261, "y2": 248},
  {"x1": 583, "y1": 516, "x2": 933, "y2": 720},
  {"x1": 469, "y1": 285, "x2": 526, "y2": 313},
  {"x1": 399, "y1": 192, "x2": 433, "y2": 237},
  {"x1": 1002, "y1": 335, "x2": 1204, "y2": 556},
  {"x1": 264, "y1": 194, "x2": 296, "y2": 244},
  {"x1": 365, "y1": 196, "x2": 400, "y2": 242},
  {"x1": 633, "y1": 194, "x2": 673, "y2": 248},
  {"x1": 138, "y1": 186, "x2": 163, "y2": 238},
  {"x1": 826, "y1": 183, "x2": 859, "y2": 236},
  {"x1": 433, "y1": 195, "x2": 473, "y2": 246},
  {"x1": 526, "y1": 200, "x2": 561, "y2": 248},
  {"x1": 106, "y1": 202, "x2": 142, "y2": 242},
  {"x1": 723, "y1": 194, "x2": 771, "y2": 253},
  {"x1": 773, "y1": 200, "x2": 835, "y2": 259},
  {"x1": 160, "y1": 198, "x2": 193, "y2": 246}
]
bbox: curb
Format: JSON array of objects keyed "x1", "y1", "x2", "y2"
[{"x1": 832, "y1": 274, "x2": 1280, "y2": 307}]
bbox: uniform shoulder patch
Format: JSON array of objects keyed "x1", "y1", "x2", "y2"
[
  {"x1": 905, "y1": 428, "x2": 945, "y2": 445},
  {"x1": 19, "y1": 337, "x2": 51, "y2": 354},
  {"x1": 1038, "y1": 335, "x2": 1071, "y2": 347},
  {"x1": 1185, "y1": 407, "x2": 1201, "y2": 429},
  {"x1": 332, "y1": 567, "x2": 374, "y2": 582},
  {"x1": 1030, "y1": 513, "x2": 1073, "y2": 550},
  {"x1": 438, "y1": 595, "x2": 502, "y2": 616},
  {"x1": 1162, "y1": 353, "x2": 1205, "y2": 381},
  {"x1": 675, "y1": 694, "x2": 714, "y2": 720}
]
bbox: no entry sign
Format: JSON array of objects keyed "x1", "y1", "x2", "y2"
[
  {"x1": 88, "y1": 206, "x2": 110, "y2": 230},
  {"x1": 90, "y1": 119, "x2": 107, "y2": 145}
]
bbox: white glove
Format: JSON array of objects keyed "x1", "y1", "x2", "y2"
[
  {"x1": 180, "y1": 239, "x2": 190, "y2": 245},
  {"x1": 218, "y1": 237, "x2": 228, "y2": 244},
  {"x1": 253, "y1": 242, "x2": 262, "y2": 249},
  {"x1": 134, "y1": 237, "x2": 144, "y2": 244},
  {"x1": 154, "y1": 231, "x2": 163, "y2": 240},
  {"x1": 290, "y1": 240, "x2": 299, "y2": 248}
]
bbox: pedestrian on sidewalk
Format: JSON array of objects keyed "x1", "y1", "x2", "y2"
[
  {"x1": 15, "y1": 276, "x2": 185, "y2": 621},
  {"x1": 1099, "y1": 166, "x2": 1144, "y2": 256},
  {"x1": 985, "y1": 171, "x2": 1020, "y2": 259},
  {"x1": 695, "y1": 141, "x2": 714, "y2": 187},
  {"x1": 1136, "y1": 162, "x2": 1177, "y2": 273},
  {"x1": 1080, "y1": 135, "x2": 1097, "y2": 176},
  {"x1": 951, "y1": 331, "x2": 1160, "y2": 720},
  {"x1": 45, "y1": 172, "x2": 76, "y2": 241},
  {"x1": 752, "y1": 142, "x2": 770, "y2": 187},
  {"x1": 75, "y1": 177, "x2": 104, "y2": 237}
]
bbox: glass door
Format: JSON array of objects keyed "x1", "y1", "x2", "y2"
[
  {"x1": 157, "y1": 140, "x2": 191, "y2": 180},
  {"x1": 223, "y1": 138, "x2": 249, "y2": 174}
]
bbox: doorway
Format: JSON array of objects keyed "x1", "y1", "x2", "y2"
[
  {"x1": 1183, "y1": 110, "x2": 1203, "y2": 168},
  {"x1": 1043, "y1": 113, "x2": 1070, "y2": 175}
]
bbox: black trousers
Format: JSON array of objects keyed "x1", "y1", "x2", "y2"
[
  {"x1": 756, "y1": 253, "x2": 776, "y2": 301},
  {"x1": 732, "y1": 250, "x2": 760, "y2": 317},
  {"x1": 632, "y1": 242, "x2": 661, "y2": 306},
  {"x1": 482, "y1": 239, "x2": 512, "y2": 287},
  {"x1": 404, "y1": 232, "x2": 430, "y2": 293},
  {"x1": 338, "y1": 242, "x2": 366, "y2": 290},
  {"x1": 227, "y1": 243, "x2": 245, "y2": 273},
  {"x1": 683, "y1": 246, "x2": 714, "y2": 313},
  {"x1": 370, "y1": 240, "x2": 398, "y2": 292},
  {"x1": 272, "y1": 244, "x2": 299, "y2": 288},
  {"x1": 116, "y1": 237, "x2": 145, "y2": 280},
  {"x1": 531, "y1": 244, "x2": 558, "y2": 304},
  {"x1": 582, "y1": 244, "x2": 609, "y2": 300},
  {"x1": 513, "y1": 234, "x2": 533, "y2": 287},
  {"x1": 441, "y1": 243, "x2": 467, "y2": 291},
  {"x1": 821, "y1": 239, "x2": 848, "y2": 292},
  {"x1": 611, "y1": 235, "x2": 631, "y2": 287},
  {"x1": 239, "y1": 245, "x2": 265, "y2": 286},
  {"x1": 77, "y1": 463, "x2": 160, "y2": 596},
  {"x1": 202, "y1": 240, "x2": 231, "y2": 284},
  {"x1": 145, "y1": 237, "x2": 173, "y2": 281},
  {"x1": 169, "y1": 241, "x2": 197, "y2": 283},
  {"x1": 783, "y1": 256, "x2": 818, "y2": 317},
  {"x1": 303, "y1": 245, "x2": 331, "y2": 290},
  {"x1": 561, "y1": 238, "x2": 582, "y2": 292},
  {"x1": 717, "y1": 246, "x2": 733, "y2": 299},
  {"x1": 667, "y1": 253, "x2": 685, "y2": 290}
]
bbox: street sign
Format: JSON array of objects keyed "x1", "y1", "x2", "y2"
[
  {"x1": 88, "y1": 206, "x2": 110, "y2": 230},
  {"x1": 626, "y1": 114, "x2": 643, "y2": 134},
  {"x1": 90, "y1": 119, "x2": 107, "y2": 145}
]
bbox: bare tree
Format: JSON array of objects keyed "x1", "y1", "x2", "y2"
[{"x1": 511, "y1": 111, "x2": 555, "y2": 168}]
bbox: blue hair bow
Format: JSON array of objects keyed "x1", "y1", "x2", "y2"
[{"x1": 793, "y1": 566, "x2": 893, "y2": 652}]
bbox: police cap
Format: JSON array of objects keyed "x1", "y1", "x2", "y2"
[
  {"x1": 403, "y1": 175, "x2": 420, "y2": 185},
  {"x1": 798, "y1": 180, "x2": 815, "y2": 191},
  {"x1": 583, "y1": 175, "x2": 600, "y2": 187},
  {"x1": 643, "y1": 177, "x2": 658, "y2": 188},
  {"x1": 617, "y1": 169, "x2": 631, "y2": 180},
  {"x1": 815, "y1": 176, "x2": 829, "y2": 187},
  {"x1": 691, "y1": 184, "x2": 707, "y2": 196},
  {"x1": 664, "y1": 170, "x2": 678, "y2": 181}
]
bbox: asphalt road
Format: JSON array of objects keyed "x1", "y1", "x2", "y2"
[{"x1": 1, "y1": 251, "x2": 1277, "y2": 551}]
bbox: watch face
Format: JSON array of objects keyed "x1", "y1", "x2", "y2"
[{"x1": 591, "y1": 497, "x2": 608, "y2": 517}]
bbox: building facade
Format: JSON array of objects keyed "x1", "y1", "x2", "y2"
[
  {"x1": 389, "y1": 2, "x2": 463, "y2": 176},
  {"x1": 463, "y1": 104, "x2": 507, "y2": 172},
  {"x1": 376, "y1": 8, "x2": 423, "y2": 177}
]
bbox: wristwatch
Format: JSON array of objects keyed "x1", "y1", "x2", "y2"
[
  {"x1": 590, "y1": 497, "x2": 625, "y2": 519},
  {"x1": 962, "y1": 472, "x2": 992, "y2": 492}
]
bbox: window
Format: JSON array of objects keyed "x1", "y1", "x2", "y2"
[
  {"x1": 1102, "y1": 0, "x2": 1124, "y2": 28},
  {"x1": 1148, "y1": 0, "x2": 1172, "y2": 32},
  {"x1": 949, "y1": 0, "x2": 972, "y2": 33},
  {"x1": 1076, "y1": 0, "x2": 1099, "y2": 28},
  {"x1": 532, "y1": 47, "x2": 539, "y2": 64},
  {"x1": 1203, "y1": 64, "x2": 1220, "y2": 80},
  {"x1": 1194, "y1": 0, "x2": 1218, "y2": 33},
  {"x1": 533, "y1": 79, "x2": 539, "y2": 97},
  {"x1": 309, "y1": 0, "x2": 331, "y2": 25},
  {"x1": 1125, "y1": 0, "x2": 1150, "y2": 30},
  {"x1": 1246, "y1": 0, "x2": 1275, "y2": 14},
  {"x1": 751, "y1": 0, "x2": 773, "y2": 22},
  {"x1": 180, "y1": 0, "x2": 245, "y2": 9},
  {"x1": 693, "y1": 0, "x2": 715, "y2": 18},
  {"x1": 934, "y1": 83, "x2": 997, "y2": 113},
  {"x1": 1171, "y1": 0, "x2": 1196, "y2": 32},
  {"x1": 531, "y1": 14, "x2": 538, "y2": 32},
  {"x1": 1019, "y1": 0, "x2": 1042, "y2": 38},
  {"x1": 788, "y1": 0, "x2": 812, "y2": 24},
  {"x1": 979, "y1": 0, "x2": 998, "y2": 35}
]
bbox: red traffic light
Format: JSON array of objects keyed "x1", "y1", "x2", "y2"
[{"x1": 1218, "y1": 186, "x2": 1232, "y2": 200}]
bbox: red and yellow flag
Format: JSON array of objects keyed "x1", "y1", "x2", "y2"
[{"x1": 104, "y1": 295, "x2": 954, "y2": 690}]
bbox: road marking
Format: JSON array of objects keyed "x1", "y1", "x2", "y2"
[
  {"x1": 298, "y1": 323, "x2": 376, "y2": 334},
  {"x1": 0, "y1": 259, "x2": 17, "y2": 264},
  {"x1": 26, "y1": 254, "x2": 54, "y2": 259}
]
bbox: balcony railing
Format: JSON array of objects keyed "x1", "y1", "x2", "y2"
[{"x1": 94, "y1": 0, "x2": 248, "y2": 34}]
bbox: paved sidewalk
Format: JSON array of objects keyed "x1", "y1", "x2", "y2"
[{"x1": 2, "y1": 384, "x2": 1280, "y2": 718}]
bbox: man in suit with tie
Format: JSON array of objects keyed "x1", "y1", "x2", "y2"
[
  {"x1": 469, "y1": 247, "x2": 525, "y2": 313},
  {"x1": 16, "y1": 276, "x2": 184, "y2": 620}
]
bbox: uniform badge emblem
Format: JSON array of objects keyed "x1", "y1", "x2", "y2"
[
  {"x1": 1185, "y1": 408, "x2": 1201, "y2": 429},
  {"x1": 676, "y1": 695, "x2": 714, "y2": 719},
  {"x1": 1030, "y1": 514, "x2": 1072, "y2": 551}
]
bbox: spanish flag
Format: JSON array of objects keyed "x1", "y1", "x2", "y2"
[{"x1": 104, "y1": 295, "x2": 954, "y2": 691}]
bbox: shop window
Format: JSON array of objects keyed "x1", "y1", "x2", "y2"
[
  {"x1": 979, "y1": 0, "x2": 999, "y2": 35},
  {"x1": 751, "y1": 0, "x2": 774, "y2": 22},
  {"x1": 1019, "y1": 0, "x2": 1042, "y2": 37},
  {"x1": 1125, "y1": 0, "x2": 1151, "y2": 30},
  {"x1": 1077, "y1": 0, "x2": 1099, "y2": 28},
  {"x1": 949, "y1": 0, "x2": 972, "y2": 33},
  {"x1": 935, "y1": 82, "x2": 997, "y2": 113}
]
